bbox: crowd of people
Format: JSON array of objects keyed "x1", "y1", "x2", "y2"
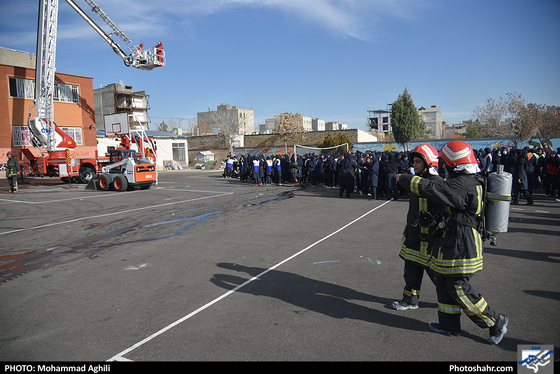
[
  {"x1": 478, "y1": 145, "x2": 560, "y2": 203},
  {"x1": 219, "y1": 141, "x2": 560, "y2": 344},
  {"x1": 221, "y1": 144, "x2": 560, "y2": 201}
]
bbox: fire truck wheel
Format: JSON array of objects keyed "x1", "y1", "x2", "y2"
[
  {"x1": 78, "y1": 165, "x2": 96, "y2": 184},
  {"x1": 113, "y1": 175, "x2": 128, "y2": 192},
  {"x1": 98, "y1": 174, "x2": 111, "y2": 191}
]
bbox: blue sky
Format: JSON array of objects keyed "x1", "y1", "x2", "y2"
[{"x1": 1, "y1": 0, "x2": 559, "y2": 131}]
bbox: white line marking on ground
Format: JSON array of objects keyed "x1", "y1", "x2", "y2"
[
  {"x1": 124, "y1": 264, "x2": 150, "y2": 271},
  {"x1": 107, "y1": 199, "x2": 392, "y2": 362},
  {"x1": 0, "y1": 192, "x2": 233, "y2": 236},
  {"x1": 0, "y1": 191, "x2": 122, "y2": 205}
]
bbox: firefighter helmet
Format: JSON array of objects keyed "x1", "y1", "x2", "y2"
[
  {"x1": 410, "y1": 144, "x2": 439, "y2": 168},
  {"x1": 439, "y1": 140, "x2": 477, "y2": 167}
]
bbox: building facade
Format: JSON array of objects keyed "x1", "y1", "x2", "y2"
[
  {"x1": 368, "y1": 105, "x2": 444, "y2": 139},
  {"x1": 368, "y1": 109, "x2": 392, "y2": 134},
  {"x1": 93, "y1": 83, "x2": 150, "y2": 131},
  {"x1": 418, "y1": 105, "x2": 443, "y2": 139},
  {"x1": 0, "y1": 47, "x2": 96, "y2": 164},
  {"x1": 197, "y1": 103, "x2": 254, "y2": 135}
]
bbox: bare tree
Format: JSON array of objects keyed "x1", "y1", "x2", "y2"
[
  {"x1": 521, "y1": 103, "x2": 560, "y2": 150},
  {"x1": 274, "y1": 112, "x2": 305, "y2": 155},
  {"x1": 211, "y1": 109, "x2": 253, "y2": 154},
  {"x1": 473, "y1": 92, "x2": 530, "y2": 147},
  {"x1": 182, "y1": 116, "x2": 198, "y2": 136}
]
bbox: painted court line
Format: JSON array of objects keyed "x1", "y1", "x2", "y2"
[
  {"x1": 108, "y1": 199, "x2": 393, "y2": 362},
  {"x1": 0, "y1": 192, "x2": 122, "y2": 205},
  {"x1": 0, "y1": 192, "x2": 233, "y2": 236}
]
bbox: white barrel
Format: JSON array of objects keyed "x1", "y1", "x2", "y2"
[{"x1": 485, "y1": 165, "x2": 512, "y2": 233}]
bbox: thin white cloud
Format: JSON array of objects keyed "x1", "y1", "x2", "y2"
[
  {"x1": 1, "y1": 0, "x2": 427, "y2": 50},
  {"x1": 67, "y1": 0, "x2": 427, "y2": 42}
]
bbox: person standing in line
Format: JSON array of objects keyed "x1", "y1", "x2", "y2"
[
  {"x1": 338, "y1": 150, "x2": 356, "y2": 198},
  {"x1": 273, "y1": 155, "x2": 283, "y2": 185},
  {"x1": 392, "y1": 145, "x2": 441, "y2": 310},
  {"x1": 289, "y1": 154, "x2": 299, "y2": 185},
  {"x1": 369, "y1": 151, "x2": 380, "y2": 200},
  {"x1": 482, "y1": 148, "x2": 493, "y2": 176},
  {"x1": 396, "y1": 140, "x2": 508, "y2": 345},
  {"x1": 6, "y1": 152, "x2": 20, "y2": 193},
  {"x1": 385, "y1": 152, "x2": 399, "y2": 200},
  {"x1": 251, "y1": 156, "x2": 261, "y2": 186},
  {"x1": 265, "y1": 156, "x2": 273, "y2": 185},
  {"x1": 511, "y1": 148, "x2": 534, "y2": 205},
  {"x1": 543, "y1": 151, "x2": 559, "y2": 198}
]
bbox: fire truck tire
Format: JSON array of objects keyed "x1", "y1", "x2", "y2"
[
  {"x1": 113, "y1": 175, "x2": 128, "y2": 192},
  {"x1": 78, "y1": 165, "x2": 96, "y2": 184},
  {"x1": 98, "y1": 174, "x2": 111, "y2": 191}
]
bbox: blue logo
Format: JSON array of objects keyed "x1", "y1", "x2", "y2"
[{"x1": 518, "y1": 345, "x2": 554, "y2": 374}]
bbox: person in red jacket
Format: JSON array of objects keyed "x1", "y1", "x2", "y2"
[{"x1": 154, "y1": 41, "x2": 163, "y2": 63}]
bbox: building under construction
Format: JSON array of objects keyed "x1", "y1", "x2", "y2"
[{"x1": 93, "y1": 83, "x2": 150, "y2": 131}]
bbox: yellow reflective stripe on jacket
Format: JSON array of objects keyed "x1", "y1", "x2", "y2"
[
  {"x1": 410, "y1": 175, "x2": 421, "y2": 195},
  {"x1": 400, "y1": 235, "x2": 431, "y2": 267},
  {"x1": 475, "y1": 184, "x2": 484, "y2": 216},
  {"x1": 430, "y1": 254, "x2": 483, "y2": 275}
]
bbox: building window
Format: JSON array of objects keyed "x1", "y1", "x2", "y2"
[
  {"x1": 172, "y1": 142, "x2": 186, "y2": 161},
  {"x1": 9, "y1": 77, "x2": 80, "y2": 103},
  {"x1": 60, "y1": 127, "x2": 83, "y2": 145},
  {"x1": 12, "y1": 126, "x2": 83, "y2": 146},
  {"x1": 12, "y1": 126, "x2": 33, "y2": 146}
]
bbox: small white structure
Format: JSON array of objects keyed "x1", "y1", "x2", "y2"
[
  {"x1": 195, "y1": 151, "x2": 214, "y2": 163},
  {"x1": 97, "y1": 129, "x2": 188, "y2": 170}
]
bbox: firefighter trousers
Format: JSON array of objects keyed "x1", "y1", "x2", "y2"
[
  {"x1": 436, "y1": 275, "x2": 500, "y2": 331},
  {"x1": 8, "y1": 175, "x2": 18, "y2": 192},
  {"x1": 402, "y1": 260, "x2": 436, "y2": 305}
]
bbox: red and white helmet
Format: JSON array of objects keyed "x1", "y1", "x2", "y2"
[
  {"x1": 439, "y1": 140, "x2": 477, "y2": 167},
  {"x1": 410, "y1": 144, "x2": 438, "y2": 168}
]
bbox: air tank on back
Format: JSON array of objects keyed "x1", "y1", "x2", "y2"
[{"x1": 485, "y1": 165, "x2": 513, "y2": 245}]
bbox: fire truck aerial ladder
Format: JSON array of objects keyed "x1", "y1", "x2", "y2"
[{"x1": 25, "y1": 0, "x2": 164, "y2": 188}]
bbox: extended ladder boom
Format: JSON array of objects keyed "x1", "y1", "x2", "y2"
[
  {"x1": 29, "y1": 0, "x2": 165, "y2": 152},
  {"x1": 65, "y1": 0, "x2": 131, "y2": 64}
]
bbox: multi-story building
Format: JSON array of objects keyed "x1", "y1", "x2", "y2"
[
  {"x1": 197, "y1": 103, "x2": 254, "y2": 135},
  {"x1": 312, "y1": 118, "x2": 325, "y2": 131},
  {"x1": 263, "y1": 115, "x2": 314, "y2": 133},
  {"x1": 369, "y1": 105, "x2": 444, "y2": 139},
  {"x1": 0, "y1": 47, "x2": 96, "y2": 162},
  {"x1": 93, "y1": 83, "x2": 150, "y2": 130},
  {"x1": 368, "y1": 108, "x2": 392, "y2": 134},
  {"x1": 418, "y1": 105, "x2": 443, "y2": 139}
]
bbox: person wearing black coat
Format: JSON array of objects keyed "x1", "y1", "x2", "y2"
[
  {"x1": 385, "y1": 152, "x2": 399, "y2": 200},
  {"x1": 6, "y1": 152, "x2": 20, "y2": 193},
  {"x1": 338, "y1": 151, "x2": 356, "y2": 198},
  {"x1": 511, "y1": 148, "x2": 534, "y2": 205},
  {"x1": 369, "y1": 152, "x2": 380, "y2": 199}
]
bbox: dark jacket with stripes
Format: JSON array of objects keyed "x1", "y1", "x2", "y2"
[
  {"x1": 399, "y1": 172, "x2": 443, "y2": 268},
  {"x1": 399, "y1": 172, "x2": 485, "y2": 277}
]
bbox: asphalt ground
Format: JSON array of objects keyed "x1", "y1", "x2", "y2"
[{"x1": 0, "y1": 170, "x2": 559, "y2": 367}]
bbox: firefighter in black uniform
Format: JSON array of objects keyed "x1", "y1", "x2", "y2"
[
  {"x1": 392, "y1": 144, "x2": 441, "y2": 310},
  {"x1": 396, "y1": 140, "x2": 509, "y2": 345},
  {"x1": 6, "y1": 151, "x2": 20, "y2": 193}
]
